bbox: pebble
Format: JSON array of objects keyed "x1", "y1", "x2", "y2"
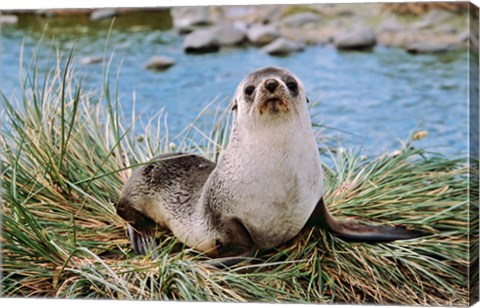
[{"x1": 145, "y1": 56, "x2": 175, "y2": 71}]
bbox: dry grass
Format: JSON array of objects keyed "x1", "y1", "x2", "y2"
[{"x1": 0, "y1": 50, "x2": 474, "y2": 305}]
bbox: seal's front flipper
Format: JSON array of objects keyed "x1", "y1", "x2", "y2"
[
  {"x1": 127, "y1": 225, "x2": 160, "y2": 257},
  {"x1": 116, "y1": 198, "x2": 160, "y2": 257},
  {"x1": 306, "y1": 197, "x2": 428, "y2": 242}
]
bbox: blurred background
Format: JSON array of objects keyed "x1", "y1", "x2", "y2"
[{"x1": 0, "y1": 2, "x2": 476, "y2": 156}]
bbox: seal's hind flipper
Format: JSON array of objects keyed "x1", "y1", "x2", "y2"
[
  {"x1": 329, "y1": 221, "x2": 427, "y2": 243},
  {"x1": 306, "y1": 197, "x2": 428, "y2": 242}
]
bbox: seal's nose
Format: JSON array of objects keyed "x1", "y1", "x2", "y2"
[{"x1": 265, "y1": 79, "x2": 278, "y2": 93}]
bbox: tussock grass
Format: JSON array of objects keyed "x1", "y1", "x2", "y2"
[{"x1": 0, "y1": 51, "x2": 472, "y2": 305}]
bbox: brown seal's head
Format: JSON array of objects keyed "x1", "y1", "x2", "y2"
[{"x1": 231, "y1": 67, "x2": 308, "y2": 124}]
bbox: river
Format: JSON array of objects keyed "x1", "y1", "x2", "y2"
[{"x1": 1, "y1": 10, "x2": 469, "y2": 157}]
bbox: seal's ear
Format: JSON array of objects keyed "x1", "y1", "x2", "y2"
[
  {"x1": 231, "y1": 100, "x2": 238, "y2": 111},
  {"x1": 306, "y1": 97, "x2": 310, "y2": 104}
]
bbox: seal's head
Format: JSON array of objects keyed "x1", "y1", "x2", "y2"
[{"x1": 232, "y1": 67, "x2": 309, "y2": 126}]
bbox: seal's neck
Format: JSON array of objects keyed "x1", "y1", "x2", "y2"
[{"x1": 229, "y1": 110, "x2": 316, "y2": 152}]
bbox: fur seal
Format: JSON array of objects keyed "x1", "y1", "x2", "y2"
[{"x1": 116, "y1": 66, "x2": 425, "y2": 262}]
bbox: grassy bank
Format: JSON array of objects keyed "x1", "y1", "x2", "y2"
[{"x1": 0, "y1": 52, "x2": 472, "y2": 305}]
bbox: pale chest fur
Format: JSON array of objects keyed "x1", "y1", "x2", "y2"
[{"x1": 220, "y1": 119, "x2": 324, "y2": 248}]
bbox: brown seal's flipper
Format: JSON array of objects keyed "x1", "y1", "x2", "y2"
[
  {"x1": 306, "y1": 197, "x2": 427, "y2": 242},
  {"x1": 116, "y1": 198, "x2": 160, "y2": 256}
]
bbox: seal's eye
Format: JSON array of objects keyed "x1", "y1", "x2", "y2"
[
  {"x1": 286, "y1": 81, "x2": 298, "y2": 92},
  {"x1": 244, "y1": 85, "x2": 255, "y2": 96}
]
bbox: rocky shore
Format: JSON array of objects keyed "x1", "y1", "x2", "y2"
[
  {"x1": 171, "y1": 4, "x2": 475, "y2": 55},
  {"x1": 1, "y1": 4, "x2": 477, "y2": 70}
]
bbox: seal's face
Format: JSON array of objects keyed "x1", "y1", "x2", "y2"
[{"x1": 232, "y1": 67, "x2": 308, "y2": 126}]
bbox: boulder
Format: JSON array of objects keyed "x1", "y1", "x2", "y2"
[
  {"x1": 334, "y1": 27, "x2": 376, "y2": 50},
  {"x1": 405, "y1": 42, "x2": 454, "y2": 54},
  {"x1": 440, "y1": 24, "x2": 458, "y2": 34},
  {"x1": 214, "y1": 23, "x2": 246, "y2": 46},
  {"x1": 0, "y1": 14, "x2": 18, "y2": 25},
  {"x1": 171, "y1": 7, "x2": 211, "y2": 33},
  {"x1": 261, "y1": 38, "x2": 305, "y2": 56},
  {"x1": 183, "y1": 28, "x2": 220, "y2": 54},
  {"x1": 90, "y1": 8, "x2": 117, "y2": 21},
  {"x1": 457, "y1": 30, "x2": 471, "y2": 42},
  {"x1": 378, "y1": 17, "x2": 403, "y2": 33},
  {"x1": 280, "y1": 26, "x2": 332, "y2": 46},
  {"x1": 280, "y1": 12, "x2": 321, "y2": 28},
  {"x1": 145, "y1": 56, "x2": 175, "y2": 71},
  {"x1": 250, "y1": 6, "x2": 283, "y2": 25},
  {"x1": 423, "y1": 9, "x2": 455, "y2": 24},
  {"x1": 36, "y1": 9, "x2": 55, "y2": 17},
  {"x1": 222, "y1": 6, "x2": 257, "y2": 18},
  {"x1": 412, "y1": 20, "x2": 433, "y2": 30},
  {"x1": 246, "y1": 24, "x2": 280, "y2": 46},
  {"x1": 336, "y1": 8, "x2": 354, "y2": 17},
  {"x1": 413, "y1": 9, "x2": 454, "y2": 29}
]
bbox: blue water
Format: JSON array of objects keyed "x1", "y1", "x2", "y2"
[{"x1": 1, "y1": 13, "x2": 469, "y2": 157}]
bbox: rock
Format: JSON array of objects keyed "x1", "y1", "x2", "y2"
[
  {"x1": 214, "y1": 23, "x2": 246, "y2": 46},
  {"x1": 80, "y1": 56, "x2": 104, "y2": 65},
  {"x1": 222, "y1": 6, "x2": 257, "y2": 18},
  {"x1": 378, "y1": 17, "x2": 403, "y2": 33},
  {"x1": 280, "y1": 12, "x2": 321, "y2": 28},
  {"x1": 36, "y1": 9, "x2": 55, "y2": 18},
  {"x1": 336, "y1": 8, "x2": 354, "y2": 17},
  {"x1": 250, "y1": 6, "x2": 283, "y2": 25},
  {"x1": 412, "y1": 20, "x2": 433, "y2": 30},
  {"x1": 90, "y1": 9, "x2": 117, "y2": 21},
  {"x1": 0, "y1": 14, "x2": 18, "y2": 25},
  {"x1": 281, "y1": 26, "x2": 332, "y2": 46},
  {"x1": 423, "y1": 9, "x2": 455, "y2": 24},
  {"x1": 261, "y1": 38, "x2": 305, "y2": 56},
  {"x1": 413, "y1": 9, "x2": 454, "y2": 29},
  {"x1": 171, "y1": 7, "x2": 211, "y2": 33},
  {"x1": 457, "y1": 30, "x2": 471, "y2": 42},
  {"x1": 279, "y1": 21, "x2": 333, "y2": 46},
  {"x1": 183, "y1": 28, "x2": 220, "y2": 54},
  {"x1": 246, "y1": 24, "x2": 280, "y2": 46},
  {"x1": 405, "y1": 42, "x2": 454, "y2": 54},
  {"x1": 440, "y1": 24, "x2": 458, "y2": 34},
  {"x1": 145, "y1": 56, "x2": 175, "y2": 71},
  {"x1": 334, "y1": 27, "x2": 376, "y2": 50}
]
